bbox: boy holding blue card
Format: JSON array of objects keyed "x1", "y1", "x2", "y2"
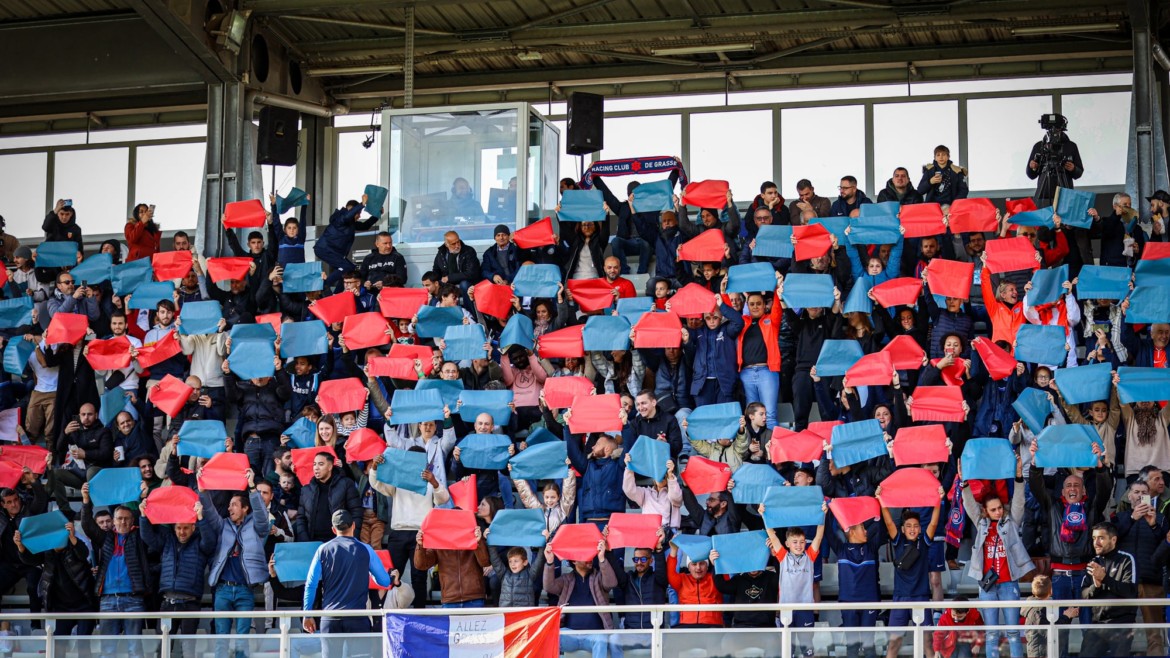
[{"x1": 763, "y1": 501, "x2": 826, "y2": 658}]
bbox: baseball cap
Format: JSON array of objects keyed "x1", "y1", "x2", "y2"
[
  {"x1": 331, "y1": 510, "x2": 353, "y2": 530},
  {"x1": 1146, "y1": 190, "x2": 1170, "y2": 203}
]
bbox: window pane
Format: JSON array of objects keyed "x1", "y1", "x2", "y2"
[
  {"x1": 336, "y1": 130, "x2": 380, "y2": 215},
  {"x1": 53, "y1": 148, "x2": 130, "y2": 237},
  {"x1": 262, "y1": 164, "x2": 300, "y2": 204},
  {"x1": 967, "y1": 96, "x2": 1053, "y2": 192},
  {"x1": 552, "y1": 120, "x2": 583, "y2": 185},
  {"x1": 690, "y1": 110, "x2": 773, "y2": 202},
  {"x1": 873, "y1": 101, "x2": 959, "y2": 193},
  {"x1": 134, "y1": 143, "x2": 205, "y2": 233},
  {"x1": 781, "y1": 105, "x2": 866, "y2": 200},
  {"x1": 0, "y1": 152, "x2": 48, "y2": 240},
  {"x1": 1061, "y1": 92, "x2": 1129, "y2": 187},
  {"x1": 88, "y1": 125, "x2": 207, "y2": 144},
  {"x1": 600, "y1": 115, "x2": 681, "y2": 161}
]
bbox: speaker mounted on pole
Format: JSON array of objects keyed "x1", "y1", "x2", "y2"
[
  {"x1": 566, "y1": 92, "x2": 603, "y2": 156},
  {"x1": 256, "y1": 106, "x2": 300, "y2": 166}
]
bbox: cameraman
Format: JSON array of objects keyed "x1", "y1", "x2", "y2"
[{"x1": 1026, "y1": 113, "x2": 1084, "y2": 203}]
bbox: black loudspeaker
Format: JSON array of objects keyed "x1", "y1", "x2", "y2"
[
  {"x1": 566, "y1": 92, "x2": 604, "y2": 156},
  {"x1": 257, "y1": 106, "x2": 300, "y2": 166}
]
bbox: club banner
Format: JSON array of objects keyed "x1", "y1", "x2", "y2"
[
  {"x1": 578, "y1": 155, "x2": 688, "y2": 189},
  {"x1": 384, "y1": 608, "x2": 561, "y2": 658}
]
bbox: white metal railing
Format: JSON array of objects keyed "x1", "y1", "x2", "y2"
[{"x1": 1, "y1": 598, "x2": 1162, "y2": 658}]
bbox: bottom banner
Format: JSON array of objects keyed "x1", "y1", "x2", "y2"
[{"x1": 384, "y1": 607, "x2": 561, "y2": 658}]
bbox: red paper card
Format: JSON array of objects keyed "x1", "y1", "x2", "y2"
[
  {"x1": 344, "y1": 428, "x2": 386, "y2": 463},
  {"x1": 972, "y1": 337, "x2": 1017, "y2": 381},
  {"x1": 632, "y1": 311, "x2": 682, "y2": 348},
  {"x1": 806, "y1": 420, "x2": 842, "y2": 441},
  {"x1": 317, "y1": 378, "x2": 368, "y2": 414},
  {"x1": 882, "y1": 335, "x2": 927, "y2": 370},
  {"x1": 311, "y1": 293, "x2": 358, "y2": 325},
  {"x1": 45, "y1": 312, "x2": 88, "y2": 345},
  {"x1": 0, "y1": 445, "x2": 49, "y2": 474},
  {"x1": 892, "y1": 425, "x2": 950, "y2": 466},
  {"x1": 513, "y1": 217, "x2": 556, "y2": 249},
  {"x1": 0, "y1": 264, "x2": 8, "y2": 289},
  {"x1": 678, "y1": 229, "x2": 727, "y2": 262},
  {"x1": 421, "y1": 509, "x2": 479, "y2": 550},
  {"x1": 1142, "y1": 242, "x2": 1170, "y2": 261},
  {"x1": 0, "y1": 460, "x2": 20, "y2": 489},
  {"x1": 567, "y1": 279, "x2": 616, "y2": 313},
  {"x1": 870, "y1": 277, "x2": 922, "y2": 308},
  {"x1": 680, "y1": 455, "x2": 732, "y2": 495},
  {"x1": 388, "y1": 344, "x2": 435, "y2": 374},
  {"x1": 369, "y1": 550, "x2": 395, "y2": 590},
  {"x1": 910, "y1": 386, "x2": 965, "y2": 422},
  {"x1": 256, "y1": 312, "x2": 282, "y2": 336},
  {"x1": 1005, "y1": 198, "x2": 1037, "y2": 216},
  {"x1": 549, "y1": 523, "x2": 603, "y2": 562},
  {"x1": 681, "y1": 180, "x2": 729, "y2": 209},
  {"x1": 197, "y1": 452, "x2": 250, "y2": 491},
  {"x1": 567, "y1": 393, "x2": 622, "y2": 434},
  {"x1": 86, "y1": 336, "x2": 133, "y2": 370},
  {"x1": 142, "y1": 485, "x2": 199, "y2": 524},
  {"x1": 793, "y1": 224, "x2": 832, "y2": 261},
  {"x1": 149, "y1": 374, "x2": 193, "y2": 417},
  {"x1": 448, "y1": 475, "x2": 477, "y2": 511},
  {"x1": 378, "y1": 287, "x2": 429, "y2": 319},
  {"x1": 205, "y1": 257, "x2": 253, "y2": 283},
  {"x1": 948, "y1": 198, "x2": 998, "y2": 234},
  {"x1": 152, "y1": 251, "x2": 193, "y2": 280},
  {"x1": 342, "y1": 312, "x2": 390, "y2": 350},
  {"x1": 223, "y1": 199, "x2": 267, "y2": 228},
  {"x1": 899, "y1": 203, "x2": 945, "y2": 238},
  {"x1": 668, "y1": 283, "x2": 717, "y2": 319},
  {"x1": 925, "y1": 259, "x2": 975, "y2": 300},
  {"x1": 473, "y1": 280, "x2": 515, "y2": 318},
  {"x1": 844, "y1": 351, "x2": 894, "y2": 387},
  {"x1": 929, "y1": 358, "x2": 966, "y2": 387},
  {"x1": 829, "y1": 496, "x2": 880, "y2": 529},
  {"x1": 984, "y1": 236, "x2": 1040, "y2": 274},
  {"x1": 879, "y1": 468, "x2": 943, "y2": 508},
  {"x1": 536, "y1": 324, "x2": 584, "y2": 359},
  {"x1": 543, "y1": 376, "x2": 595, "y2": 409},
  {"x1": 769, "y1": 427, "x2": 824, "y2": 463},
  {"x1": 367, "y1": 357, "x2": 418, "y2": 380},
  {"x1": 605, "y1": 512, "x2": 663, "y2": 549},
  {"x1": 291, "y1": 446, "x2": 337, "y2": 486},
  {"x1": 136, "y1": 330, "x2": 182, "y2": 368}
]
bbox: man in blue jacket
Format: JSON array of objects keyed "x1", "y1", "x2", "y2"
[
  {"x1": 563, "y1": 417, "x2": 626, "y2": 533},
  {"x1": 682, "y1": 298, "x2": 744, "y2": 408},
  {"x1": 314, "y1": 194, "x2": 378, "y2": 290},
  {"x1": 830, "y1": 176, "x2": 873, "y2": 217},
  {"x1": 203, "y1": 473, "x2": 270, "y2": 658}
]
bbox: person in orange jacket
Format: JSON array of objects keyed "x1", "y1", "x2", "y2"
[{"x1": 665, "y1": 538, "x2": 723, "y2": 628}]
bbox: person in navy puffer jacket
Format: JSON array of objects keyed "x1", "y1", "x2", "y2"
[
  {"x1": 140, "y1": 497, "x2": 217, "y2": 658},
  {"x1": 314, "y1": 194, "x2": 378, "y2": 290}
]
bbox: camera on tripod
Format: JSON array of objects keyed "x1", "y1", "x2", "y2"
[{"x1": 1036, "y1": 113, "x2": 1072, "y2": 174}]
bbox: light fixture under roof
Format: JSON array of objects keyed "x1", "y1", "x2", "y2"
[
  {"x1": 1011, "y1": 23, "x2": 1121, "y2": 36},
  {"x1": 517, "y1": 51, "x2": 543, "y2": 61},
  {"x1": 650, "y1": 43, "x2": 756, "y2": 56},
  {"x1": 305, "y1": 64, "x2": 404, "y2": 77}
]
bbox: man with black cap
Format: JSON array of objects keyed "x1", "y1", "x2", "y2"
[
  {"x1": 1146, "y1": 190, "x2": 1170, "y2": 242},
  {"x1": 303, "y1": 509, "x2": 396, "y2": 658},
  {"x1": 480, "y1": 224, "x2": 520, "y2": 285}
]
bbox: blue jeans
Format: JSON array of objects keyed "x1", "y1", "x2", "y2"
[
  {"x1": 610, "y1": 236, "x2": 650, "y2": 274},
  {"x1": 441, "y1": 599, "x2": 485, "y2": 608},
  {"x1": 978, "y1": 580, "x2": 1022, "y2": 658},
  {"x1": 214, "y1": 583, "x2": 256, "y2": 658},
  {"x1": 739, "y1": 365, "x2": 779, "y2": 429},
  {"x1": 99, "y1": 594, "x2": 144, "y2": 658},
  {"x1": 1051, "y1": 569, "x2": 1091, "y2": 625},
  {"x1": 561, "y1": 633, "x2": 611, "y2": 658}
]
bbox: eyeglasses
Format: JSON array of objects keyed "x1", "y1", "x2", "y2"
[
  {"x1": 838, "y1": 185, "x2": 855, "y2": 191},
  {"x1": 58, "y1": 279, "x2": 74, "y2": 285},
  {"x1": 631, "y1": 557, "x2": 650, "y2": 563}
]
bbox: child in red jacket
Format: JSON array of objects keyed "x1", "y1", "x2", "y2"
[{"x1": 932, "y1": 596, "x2": 985, "y2": 658}]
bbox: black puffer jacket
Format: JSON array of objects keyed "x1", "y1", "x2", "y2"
[
  {"x1": 432, "y1": 244, "x2": 482, "y2": 285},
  {"x1": 19, "y1": 539, "x2": 96, "y2": 612},
  {"x1": 42, "y1": 210, "x2": 83, "y2": 245},
  {"x1": 294, "y1": 466, "x2": 363, "y2": 542},
  {"x1": 225, "y1": 370, "x2": 291, "y2": 438}
]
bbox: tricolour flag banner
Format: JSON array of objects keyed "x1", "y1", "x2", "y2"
[{"x1": 384, "y1": 607, "x2": 562, "y2": 658}]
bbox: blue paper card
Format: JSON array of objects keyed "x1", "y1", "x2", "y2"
[
  {"x1": 512, "y1": 264, "x2": 562, "y2": 298},
  {"x1": 457, "y1": 390, "x2": 514, "y2": 427},
  {"x1": 456, "y1": 434, "x2": 512, "y2": 470},
  {"x1": 558, "y1": 189, "x2": 607, "y2": 223},
  {"x1": 631, "y1": 179, "x2": 674, "y2": 214},
  {"x1": 726, "y1": 262, "x2": 778, "y2": 294},
  {"x1": 810, "y1": 217, "x2": 849, "y2": 241},
  {"x1": 230, "y1": 323, "x2": 277, "y2": 342},
  {"x1": 276, "y1": 187, "x2": 309, "y2": 215},
  {"x1": 1054, "y1": 362, "x2": 1113, "y2": 405},
  {"x1": 509, "y1": 441, "x2": 568, "y2": 480},
  {"x1": 274, "y1": 541, "x2": 324, "y2": 584},
  {"x1": 1035, "y1": 424, "x2": 1102, "y2": 469},
  {"x1": 815, "y1": 339, "x2": 865, "y2": 378},
  {"x1": 1025, "y1": 265, "x2": 1068, "y2": 307},
  {"x1": 615, "y1": 297, "x2": 654, "y2": 325},
  {"x1": 35, "y1": 241, "x2": 79, "y2": 268},
  {"x1": 752, "y1": 225, "x2": 794, "y2": 259},
  {"x1": 1014, "y1": 324, "x2": 1067, "y2": 365},
  {"x1": 1054, "y1": 187, "x2": 1094, "y2": 229},
  {"x1": 283, "y1": 416, "x2": 318, "y2": 449},
  {"x1": 0, "y1": 298, "x2": 33, "y2": 329},
  {"x1": 178, "y1": 300, "x2": 223, "y2": 336},
  {"x1": 415, "y1": 379, "x2": 464, "y2": 409},
  {"x1": 762, "y1": 485, "x2": 826, "y2": 528},
  {"x1": 860, "y1": 201, "x2": 900, "y2": 218},
  {"x1": 3, "y1": 338, "x2": 33, "y2": 376},
  {"x1": 848, "y1": 215, "x2": 901, "y2": 245},
  {"x1": 364, "y1": 184, "x2": 389, "y2": 219},
  {"x1": 830, "y1": 419, "x2": 887, "y2": 468},
  {"x1": 842, "y1": 279, "x2": 873, "y2": 315},
  {"x1": 70, "y1": 252, "x2": 113, "y2": 284},
  {"x1": 111, "y1": 259, "x2": 153, "y2": 296},
  {"x1": 729, "y1": 463, "x2": 786, "y2": 505},
  {"x1": 781, "y1": 273, "x2": 835, "y2": 309},
  {"x1": 88, "y1": 467, "x2": 142, "y2": 508},
  {"x1": 282, "y1": 262, "x2": 323, "y2": 293},
  {"x1": 280, "y1": 320, "x2": 329, "y2": 358},
  {"x1": 17, "y1": 511, "x2": 70, "y2": 554},
  {"x1": 1076, "y1": 266, "x2": 1131, "y2": 300},
  {"x1": 415, "y1": 306, "x2": 464, "y2": 338},
  {"x1": 230, "y1": 340, "x2": 275, "y2": 379},
  {"x1": 959, "y1": 438, "x2": 1017, "y2": 480},
  {"x1": 100, "y1": 387, "x2": 128, "y2": 427},
  {"x1": 487, "y1": 509, "x2": 547, "y2": 547},
  {"x1": 583, "y1": 315, "x2": 631, "y2": 351},
  {"x1": 671, "y1": 534, "x2": 713, "y2": 564},
  {"x1": 1011, "y1": 387, "x2": 1052, "y2": 434},
  {"x1": 1117, "y1": 367, "x2": 1170, "y2": 404},
  {"x1": 389, "y1": 389, "x2": 446, "y2": 424},
  {"x1": 628, "y1": 434, "x2": 669, "y2": 482},
  {"x1": 376, "y1": 448, "x2": 430, "y2": 495},
  {"x1": 525, "y1": 427, "x2": 559, "y2": 446},
  {"x1": 1011, "y1": 207, "x2": 1055, "y2": 228},
  {"x1": 442, "y1": 324, "x2": 488, "y2": 362},
  {"x1": 1135, "y1": 258, "x2": 1170, "y2": 287},
  {"x1": 177, "y1": 420, "x2": 229, "y2": 459},
  {"x1": 1126, "y1": 287, "x2": 1170, "y2": 324},
  {"x1": 499, "y1": 313, "x2": 534, "y2": 350},
  {"x1": 712, "y1": 530, "x2": 770, "y2": 575},
  {"x1": 686, "y1": 402, "x2": 742, "y2": 441},
  {"x1": 127, "y1": 281, "x2": 175, "y2": 309}
]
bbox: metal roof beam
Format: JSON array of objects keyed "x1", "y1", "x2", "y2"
[
  {"x1": 129, "y1": 0, "x2": 234, "y2": 83},
  {"x1": 241, "y1": 0, "x2": 494, "y2": 14}
]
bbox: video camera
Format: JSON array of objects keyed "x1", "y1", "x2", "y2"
[
  {"x1": 1039, "y1": 113, "x2": 1068, "y2": 132},
  {"x1": 1036, "y1": 113, "x2": 1073, "y2": 176}
]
